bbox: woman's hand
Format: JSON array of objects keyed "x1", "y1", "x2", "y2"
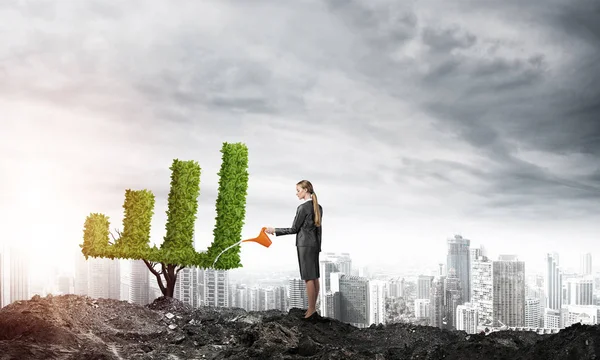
[{"x1": 265, "y1": 227, "x2": 275, "y2": 235}]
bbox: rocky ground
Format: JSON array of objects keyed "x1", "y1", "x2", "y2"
[{"x1": 0, "y1": 294, "x2": 599, "y2": 359}]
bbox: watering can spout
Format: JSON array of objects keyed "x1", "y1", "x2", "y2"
[{"x1": 242, "y1": 227, "x2": 272, "y2": 248}]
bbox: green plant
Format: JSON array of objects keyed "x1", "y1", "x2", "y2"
[{"x1": 80, "y1": 142, "x2": 249, "y2": 298}]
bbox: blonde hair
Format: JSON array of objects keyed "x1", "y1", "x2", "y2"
[{"x1": 297, "y1": 180, "x2": 321, "y2": 226}]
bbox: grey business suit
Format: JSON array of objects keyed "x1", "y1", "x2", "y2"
[{"x1": 275, "y1": 199, "x2": 323, "y2": 280}]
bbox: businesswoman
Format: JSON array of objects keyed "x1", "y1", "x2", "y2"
[{"x1": 266, "y1": 180, "x2": 322, "y2": 319}]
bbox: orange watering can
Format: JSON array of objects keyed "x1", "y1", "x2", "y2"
[
  {"x1": 212, "y1": 227, "x2": 272, "y2": 267},
  {"x1": 242, "y1": 227, "x2": 272, "y2": 248}
]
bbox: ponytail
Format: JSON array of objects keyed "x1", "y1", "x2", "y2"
[
  {"x1": 297, "y1": 179, "x2": 321, "y2": 227},
  {"x1": 312, "y1": 192, "x2": 321, "y2": 227}
]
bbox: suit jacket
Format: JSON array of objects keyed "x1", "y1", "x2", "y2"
[{"x1": 275, "y1": 200, "x2": 323, "y2": 250}]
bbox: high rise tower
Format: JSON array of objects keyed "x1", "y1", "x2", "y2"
[
  {"x1": 580, "y1": 253, "x2": 592, "y2": 276},
  {"x1": 447, "y1": 235, "x2": 471, "y2": 304},
  {"x1": 545, "y1": 253, "x2": 562, "y2": 311},
  {"x1": 493, "y1": 255, "x2": 525, "y2": 327}
]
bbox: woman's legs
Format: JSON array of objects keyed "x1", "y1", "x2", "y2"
[
  {"x1": 300, "y1": 247, "x2": 320, "y2": 317},
  {"x1": 305, "y1": 279, "x2": 317, "y2": 317}
]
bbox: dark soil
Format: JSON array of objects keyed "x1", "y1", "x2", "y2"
[{"x1": 0, "y1": 294, "x2": 598, "y2": 359}]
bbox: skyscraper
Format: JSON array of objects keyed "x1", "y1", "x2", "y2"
[
  {"x1": 581, "y1": 253, "x2": 592, "y2": 276},
  {"x1": 368, "y1": 280, "x2": 387, "y2": 325},
  {"x1": 88, "y1": 257, "x2": 120, "y2": 300},
  {"x1": 7, "y1": 247, "x2": 29, "y2": 303},
  {"x1": 447, "y1": 235, "x2": 470, "y2": 304},
  {"x1": 289, "y1": 278, "x2": 308, "y2": 310},
  {"x1": 565, "y1": 276, "x2": 594, "y2": 305},
  {"x1": 429, "y1": 275, "x2": 446, "y2": 329},
  {"x1": 201, "y1": 269, "x2": 229, "y2": 307},
  {"x1": 545, "y1": 253, "x2": 562, "y2": 311},
  {"x1": 417, "y1": 275, "x2": 434, "y2": 299},
  {"x1": 74, "y1": 251, "x2": 89, "y2": 296},
  {"x1": 326, "y1": 272, "x2": 342, "y2": 319},
  {"x1": 319, "y1": 253, "x2": 352, "y2": 317},
  {"x1": 129, "y1": 259, "x2": 150, "y2": 305},
  {"x1": 525, "y1": 297, "x2": 541, "y2": 327},
  {"x1": 470, "y1": 246, "x2": 485, "y2": 302},
  {"x1": 387, "y1": 277, "x2": 405, "y2": 298},
  {"x1": 471, "y1": 255, "x2": 493, "y2": 325},
  {"x1": 445, "y1": 269, "x2": 463, "y2": 329},
  {"x1": 414, "y1": 298, "x2": 430, "y2": 320},
  {"x1": 274, "y1": 286, "x2": 287, "y2": 311},
  {"x1": 175, "y1": 267, "x2": 198, "y2": 307},
  {"x1": 456, "y1": 302, "x2": 479, "y2": 334},
  {"x1": 492, "y1": 256, "x2": 525, "y2": 327},
  {"x1": 339, "y1": 275, "x2": 369, "y2": 328}
]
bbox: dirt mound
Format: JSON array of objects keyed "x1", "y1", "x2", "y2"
[
  {"x1": 0, "y1": 294, "x2": 599, "y2": 359},
  {"x1": 147, "y1": 295, "x2": 193, "y2": 313}
]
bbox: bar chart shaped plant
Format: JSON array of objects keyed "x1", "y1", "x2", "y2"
[{"x1": 80, "y1": 142, "x2": 249, "y2": 298}]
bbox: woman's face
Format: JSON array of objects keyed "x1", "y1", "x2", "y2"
[{"x1": 296, "y1": 185, "x2": 308, "y2": 199}]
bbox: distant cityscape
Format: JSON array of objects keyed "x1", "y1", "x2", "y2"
[{"x1": 1, "y1": 234, "x2": 599, "y2": 335}]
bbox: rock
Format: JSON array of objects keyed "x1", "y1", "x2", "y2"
[
  {"x1": 297, "y1": 335, "x2": 320, "y2": 356},
  {"x1": 171, "y1": 334, "x2": 186, "y2": 344}
]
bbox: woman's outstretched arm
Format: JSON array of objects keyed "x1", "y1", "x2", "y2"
[{"x1": 274, "y1": 205, "x2": 307, "y2": 236}]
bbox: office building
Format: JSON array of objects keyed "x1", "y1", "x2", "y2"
[
  {"x1": 546, "y1": 253, "x2": 562, "y2": 311},
  {"x1": 492, "y1": 255, "x2": 525, "y2": 327},
  {"x1": 200, "y1": 269, "x2": 229, "y2": 307},
  {"x1": 456, "y1": 302, "x2": 479, "y2": 334},
  {"x1": 319, "y1": 253, "x2": 352, "y2": 317},
  {"x1": 339, "y1": 275, "x2": 369, "y2": 328},
  {"x1": 525, "y1": 297, "x2": 541, "y2": 328},
  {"x1": 369, "y1": 280, "x2": 387, "y2": 325},
  {"x1": 289, "y1": 278, "x2": 308, "y2": 310},
  {"x1": 581, "y1": 253, "x2": 592, "y2": 276},
  {"x1": 415, "y1": 298, "x2": 430, "y2": 320},
  {"x1": 417, "y1": 275, "x2": 433, "y2": 299},
  {"x1": 447, "y1": 235, "x2": 471, "y2": 303},
  {"x1": 430, "y1": 275, "x2": 446, "y2": 329},
  {"x1": 129, "y1": 259, "x2": 150, "y2": 305},
  {"x1": 566, "y1": 276, "x2": 594, "y2": 305},
  {"x1": 471, "y1": 255, "x2": 493, "y2": 325}
]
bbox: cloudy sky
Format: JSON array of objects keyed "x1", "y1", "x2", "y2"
[{"x1": 1, "y1": 0, "x2": 599, "y2": 281}]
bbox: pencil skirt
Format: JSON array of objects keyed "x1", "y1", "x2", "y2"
[{"x1": 297, "y1": 246, "x2": 320, "y2": 280}]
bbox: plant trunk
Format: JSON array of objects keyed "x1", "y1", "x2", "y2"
[
  {"x1": 143, "y1": 261, "x2": 179, "y2": 298},
  {"x1": 164, "y1": 264, "x2": 177, "y2": 298}
]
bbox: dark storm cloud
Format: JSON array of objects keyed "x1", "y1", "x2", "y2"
[
  {"x1": 318, "y1": 0, "x2": 600, "y2": 217},
  {"x1": 325, "y1": 0, "x2": 418, "y2": 49},
  {"x1": 131, "y1": 55, "x2": 312, "y2": 118},
  {"x1": 0, "y1": 1, "x2": 316, "y2": 122},
  {"x1": 421, "y1": 26, "x2": 477, "y2": 53},
  {"x1": 3, "y1": 0, "x2": 599, "y2": 222}
]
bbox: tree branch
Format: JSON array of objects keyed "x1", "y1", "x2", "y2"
[
  {"x1": 143, "y1": 259, "x2": 166, "y2": 295},
  {"x1": 109, "y1": 228, "x2": 122, "y2": 246},
  {"x1": 148, "y1": 261, "x2": 162, "y2": 275},
  {"x1": 162, "y1": 263, "x2": 170, "y2": 283},
  {"x1": 176, "y1": 265, "x2": 186, "y2": 275}
]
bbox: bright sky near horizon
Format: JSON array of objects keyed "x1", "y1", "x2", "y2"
[{"x1": 1, "y1": 0, "x2": 599, "y2": 283}]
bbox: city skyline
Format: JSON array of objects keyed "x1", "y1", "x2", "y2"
[
  {"x1": 1, "y1": 0, "x2": 599, "y2": 283},
  {"x1": 2, "y1": 242, "x2": 599, "y2": 330}
]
